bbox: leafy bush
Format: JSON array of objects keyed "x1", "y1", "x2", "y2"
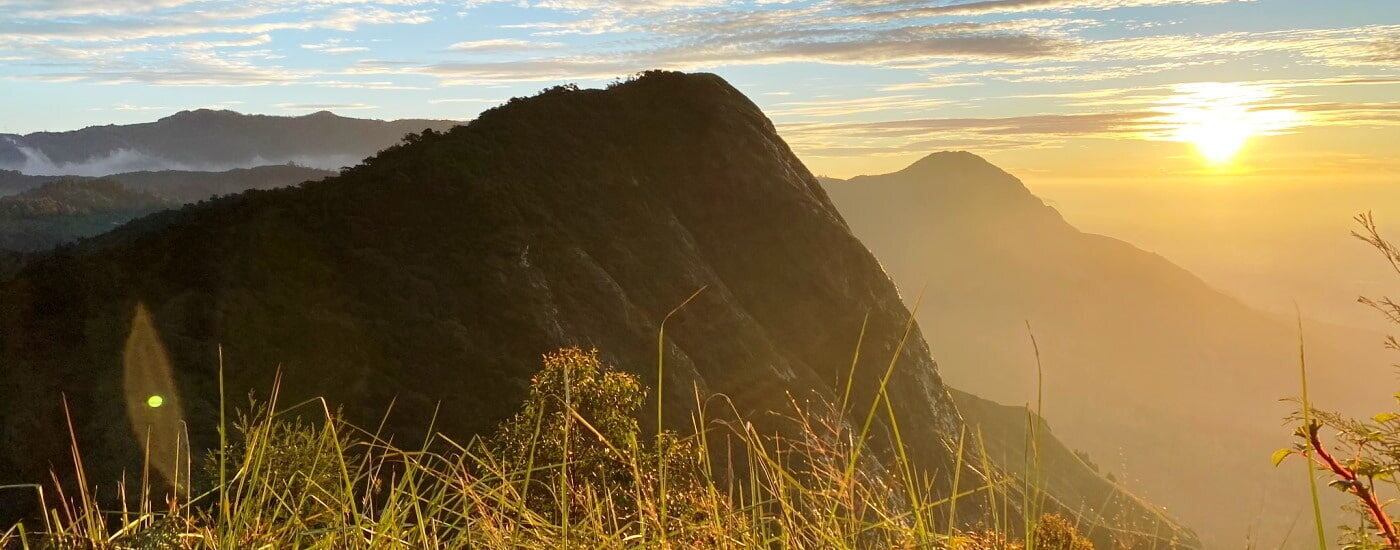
[{"x1": 1277, "y1": 213, "x2": 1400, "y2": 550}]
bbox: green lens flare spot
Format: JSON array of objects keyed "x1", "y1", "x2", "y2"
[{"x1": 146, "y1": 395, "x2": 164, "y2": 408}]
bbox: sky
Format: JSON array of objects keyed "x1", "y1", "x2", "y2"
[{"x1": 1, "y1": 0, "x2": 1396, "y2": 181}]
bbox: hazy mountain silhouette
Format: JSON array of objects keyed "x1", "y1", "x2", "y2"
[
  {"x1": 949, "y1": 388, "x2": 1176, "y2": 546},
  {"x1": 823, "y1": 151, "x2": 1388, "y2": 547},
  {"x1": 0, "y1": 110, "x2": 456, "y2": 176},
  {"x1": 0, "y1": 73, "x2": 1192, "y2": 547}
]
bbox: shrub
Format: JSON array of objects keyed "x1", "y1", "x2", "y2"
[{"x1": 1278, "y1": 213, "x2": 1400, "y2": 549}]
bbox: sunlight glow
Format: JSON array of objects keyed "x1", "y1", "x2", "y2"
[{"x1": 1160, "y1": 82, "x2": 1303, "y2": 165}]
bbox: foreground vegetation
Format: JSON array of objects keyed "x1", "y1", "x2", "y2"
[
  {"x1": 1277, "y1": 214, "x2": 1400, "y2": 550},
  {"x1": 0, "y1": 343, "x2": 1137, "y2": 549}
]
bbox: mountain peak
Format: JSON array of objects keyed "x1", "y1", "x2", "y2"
[
  {"x1": 161, "y1": 108, "x2": 241, "y2": 122},
  {"x1": 827, "y1": 151, "x2": 1064, "y2": 229},
  {"x1": 897, "y1": 151, "x2": 1002, "y2": 177}
]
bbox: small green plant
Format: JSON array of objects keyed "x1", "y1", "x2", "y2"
[{"x1": 1277, "y1": 213, "x2": 1400, "y2": 550}]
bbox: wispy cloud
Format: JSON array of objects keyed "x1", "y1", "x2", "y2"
[
  {"x1": 846, "y1": 0, "x2": 1245, "y2": 21},
  {"x1": 1, "y1": 0, "x2": 1393, "y2": 179},
  {"x1": 446, "y1": 39, "x2": 564, "y2": 52},
  {"x1": 89, "y1": 103, "x2": 168, "y2": 111},
  {"x1": 768, "y1": 95, "x2": 952, "y2": 118},
  {"x1": 303, "y1": 39, "x2": 370, "y2": 55}
]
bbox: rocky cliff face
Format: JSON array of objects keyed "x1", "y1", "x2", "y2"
[{"x1": 0, "y1": 74, "x2": 1192, "y2": 546}]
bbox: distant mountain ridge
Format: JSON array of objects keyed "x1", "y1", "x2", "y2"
[
  {"x1": 0, "y1": 179, "x2": 172, "y2": 252},
  {"x1": 0, "y1": 165, "x2": 333, "y2": 254},
  {"x1": 0, "y1": 73, "x2": 1194, "y2": 547},
  {"x1": 1, "y1": 110, "x2": 457, "y2": 176},
  {"x1": 0, "y1": 165, "x2": 334, "y2": 199},
  {"x1": 822, "y1": 151, "x2": 1387, "y2": 547}
]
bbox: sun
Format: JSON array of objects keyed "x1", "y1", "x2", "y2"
[
  {"x1": 1160, "y1": 82, "x2": 1301, "y2": 166},
  {"x1": 1179, "y1": 117, "x2": 1251, "y2": 164}
]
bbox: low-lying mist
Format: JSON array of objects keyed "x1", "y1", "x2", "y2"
[{"x1": 0, "y1": 139, "x2": 360, "y2": 177}]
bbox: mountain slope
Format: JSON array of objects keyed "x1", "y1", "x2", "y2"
[
  {"x1": 0, "y1": 165, "x2": 334, "y2": 200},
  {"x1": 0, "y1": 74, "x2": 1192, "y2": 546},
  {"x1": 0, "y1": 165, "x2": 332, "y2": 259},
  {"x1": 94, "y1": 164, "x2": 336, "y2": 203},
  {"x1": 822, "y1": 151, "x2": 1387, "y2": 547},
  {"x1": 949, "y1": 389, "x2": 1181, "y2": 547},
  {"x1": 1, "y1": 111, "x2": 456, "y2": 176},
  {"x1": 0, "y1": 179, "x2": 174, "y2": 251},
  {"x1": 0, "y1": 169, "x2": 64, "y2": 195}
]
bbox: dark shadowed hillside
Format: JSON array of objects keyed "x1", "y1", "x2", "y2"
[
  {"x1": 0, "y1": 169, "x2": 64, "y2": 196},
  {"x1": 0, "y1": 250, "x2": 28, "y2": 279},
  {"x1": 0, "y1": 165, "x2": 332, "y2": 260},
  {"x1": 0, "y1": 165, "x2": 334, "y2": 200},
  {"x1": 97, "y1": 164, "x2": 336, "y2": 203},
  {"x1": 0, "y1": 74, "x2": 1192, "y2": 547},
  {"x1": 823, "y1": 151, "x2": 1387, "y2": 547},
  {"x1": 0, "y1": 179, "x2": 173, "y2": 251},
  {"x1": 0, "y1": 111, "x2": 456, "y2": 176}
]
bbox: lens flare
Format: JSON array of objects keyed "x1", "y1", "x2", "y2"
[{"x1": 124, "y1": 302, "x2": 188, "y2": 490}]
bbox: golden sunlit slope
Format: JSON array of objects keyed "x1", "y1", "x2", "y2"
[{"x1": 823, "y1": 151, "x2": 1392, "y2": 548}]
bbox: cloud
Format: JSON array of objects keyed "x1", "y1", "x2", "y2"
[
  {"x1": 353, "y1": 22, "x2": 1079, "y2": 84},
  {"x1": 314, "y1": 79, "x2": 428, "y2": 90},
  {"x1": 775, "y1": 111, "x2": 1163, "y2": 158},
  {"x1": 0, "y1": 6, "x2": 431, "y2": 44},
  {"x1": 446, "y1": 39, "x2": 564, "y2": 52},
  {"x1": 0, "y1": 0, "x2": 210, "y2": 19},
  {"x1": 16, "y1": 50, "x2": 314, "y2": 86},
  {"x1": 1, "y1": 0, "x2": 437, "y2": 19},
  {"x1": 302, "y1": 39, "x2": 371, "y2": 55},
  {"x1": 1073, "y1": 26, "x2": 1400, "y2": 67},
  {"x1": 776, "y1": 75, "x2": 1400, "y2": 160},
  {"x1": 846, "y1": 0, "x2": 1243, "y2": 21},
  {"x1": 0, "y1": 2, "x2": 433, "y2": 88},
  {"x1": 102, "y1": 104, "x2": 169, "y2": 111},
  {"x1": 767, "y1": 95, "x2": 952, "y2": 118},
  {"x1": 3, "y1": 0, "x2": 1393, "y2": 174}
]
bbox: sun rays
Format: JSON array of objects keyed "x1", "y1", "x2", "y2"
[{"x1": 1159, "y1": 82, "x2": 1304, "y2": 166}]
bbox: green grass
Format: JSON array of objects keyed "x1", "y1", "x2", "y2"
[{"x1": 0, "y1": 343, "x2": 1136, "y2": 549}]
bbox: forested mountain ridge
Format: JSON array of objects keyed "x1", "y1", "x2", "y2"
[
  {"x1": 0, "y1": 165, "x2": 333, "y2": 256},
  {"x1": 1, "y1": 110, "x2": 456, "y2": 176},
  {"x1": 0, "y1": 179, "x2": 173, "y2": 251},
  {"x1": 0, "y1": 164, "x2": 333, "y2": 201},
  {"x1": 0, "y1": 72, "x2": 1193, "y2": 547},
  {"x1": 90, "y1": 164, "x2": 336, "y2": 203}
]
